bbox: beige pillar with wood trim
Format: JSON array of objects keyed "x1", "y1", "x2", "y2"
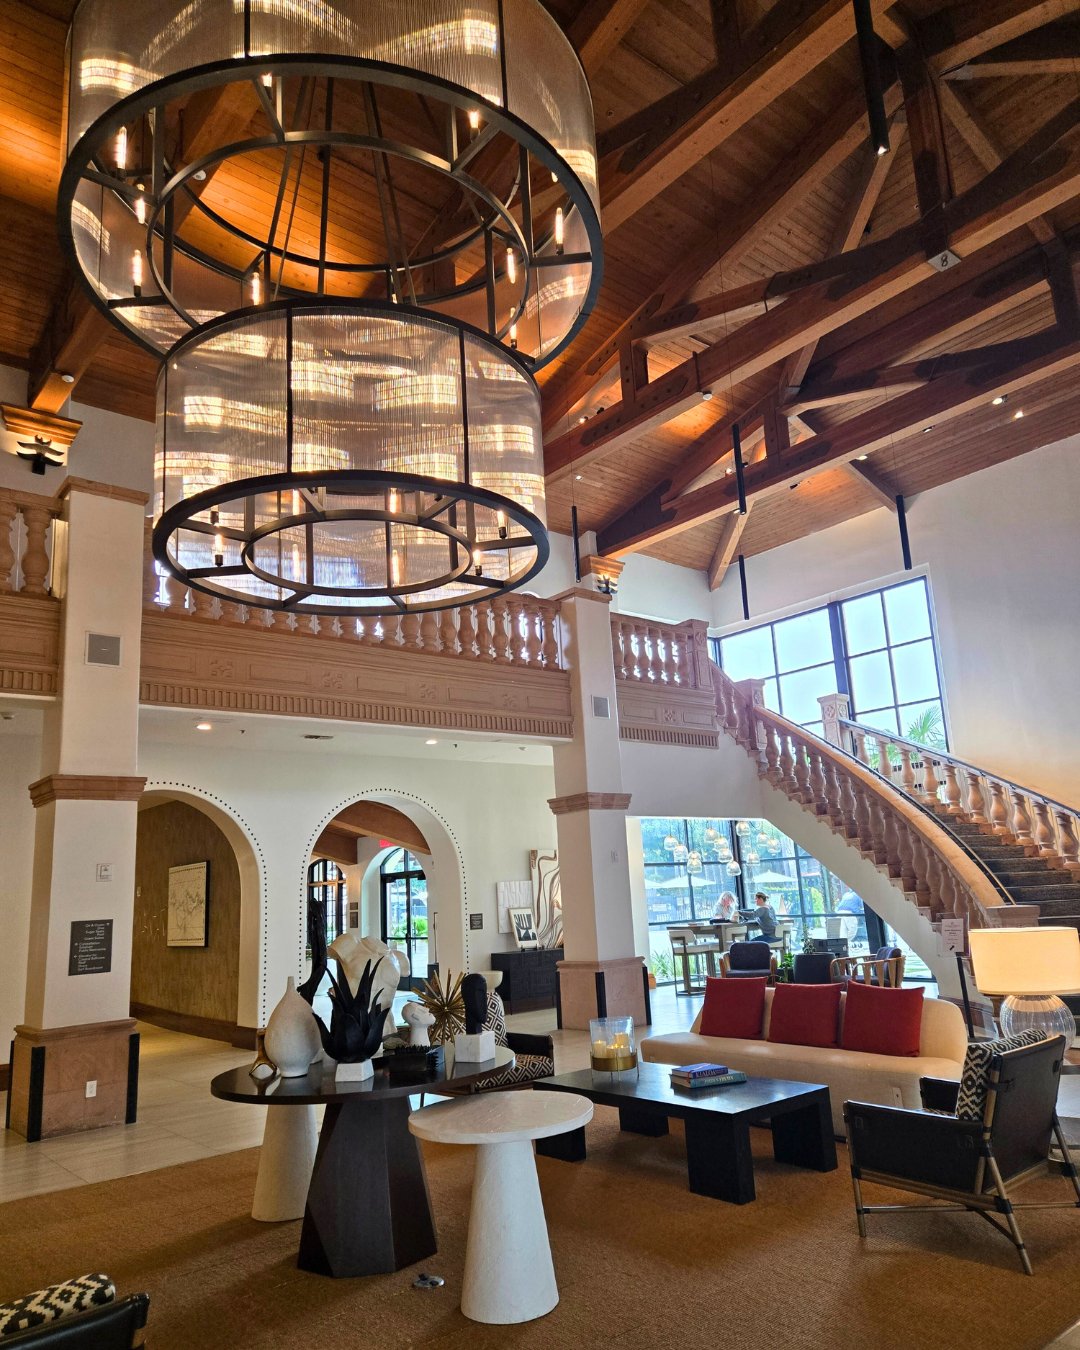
[
  {"x1": 550, "y1": 589, "x2": 648, "y2": 1029},
  {"x1": 9, "y1": 480, "x2": 147, "y2": 1140}
]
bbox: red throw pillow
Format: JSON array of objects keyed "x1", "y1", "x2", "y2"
[
  {"x1": 699, "y1": 977, "x2": 767, "y2": 1040},
  {"x1": 767, "y1": 982, "x2": 843, "y2": 1049},
  {"x1": 841, "y1": 981, "x2": 925, "y2": 1056}
]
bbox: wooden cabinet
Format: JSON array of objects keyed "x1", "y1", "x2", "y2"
[{"x1": 490, "y1": 948, "x2": 563, "y2": 1013}]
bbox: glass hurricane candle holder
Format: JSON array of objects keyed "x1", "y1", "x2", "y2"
[{"x1": 590, "y1": 1017, "x2": 638, "y2": 1076}]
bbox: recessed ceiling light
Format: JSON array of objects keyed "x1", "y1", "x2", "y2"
[
  {"x1": 58, "y1": 371, "x2": 75, "y2": 384},
  {"x1": 577, "y1": 415, "x2": 587, "y2": 424},
  {"x1": 725, "y1": 467, "x2": 734, "y2": 476},
  {"x1": 192, "y1": 168, "x2": 207, "y2": 181},
  {"x1": 1013, "y1": 409, "x2": 1024, "y2": 419},
  {"x1": 425, "y1": 738, "x2": 438, "y2": 745},
  {"x1": 992, "y1": 394, "x2": 1007, "y2": 406},
  {"x1": 701, "y1": 390, "x2": 713, "y2": 401},
  {"x1": 922, "y1": 425, "x2": 934, "y2": 434},
  {"x1": 195, "y1": 721, "x2": 212, "y2": 731},
  {"x1": 575, "y1": 473, "x2": 583, "y2": 481},
  {"x1": 857, "y1": 454, "x2": 868, "y2": 461}
]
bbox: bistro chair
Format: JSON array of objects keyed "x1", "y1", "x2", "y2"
[
  {"x1": 792, "y1": 953, "x2": 835, "y2": 984},
  {"x1": 831, "y1": 946, "x2": 905, "y2": 988},
  {"x1": 669, "y1": 926, "x2": 721, "y2": 995},
  {"x1": 845, "y1": 1033, "x2": 1080, "y2": 1274}
]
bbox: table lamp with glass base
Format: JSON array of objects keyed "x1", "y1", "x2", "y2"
[{"x1": 969, "y1": 926, "x2": 1080, "y2": 1041}]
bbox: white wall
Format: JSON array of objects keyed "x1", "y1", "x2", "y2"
[
  {"x1": 0, "y1": 728, "x2": 42, "y2": 1050},
  {"x1": 712, "y1": 435, "x2": 1080, "y2": 804}
]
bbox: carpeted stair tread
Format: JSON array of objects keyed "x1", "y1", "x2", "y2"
[{"x1": 3, "y1": 1112, "x2": 1080, "y2": 1350}]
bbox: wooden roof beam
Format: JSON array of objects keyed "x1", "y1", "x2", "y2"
[
  {"x1": 708, "y1": 507, "x2": 752, "y2": 591},
  {"x1": 941, "y1": 19, "x2": 1080, "y2": 78},
  {"x1": 543, "y1": 80, "x2": 896, "y2": 431},
  {"x1": 568, "y1": 0, "x2": 652, "y2": 74},
  {"x1": 841, "y1": 459, "x2": 900, "y2": 511},
  {"x1": 598, "y1": 0, "x2": 897, "y2": 233},
  {"x1": 544, "y1": 99, "x2": 1080, "y2": 479},
  {"x1": 781, "y1": 364, "x2": 929, "y2": 413},
  {"x1": 919, "y1": 0, "x2": 1079, "y2": 76}
]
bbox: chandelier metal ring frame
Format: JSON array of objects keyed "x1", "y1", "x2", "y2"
[
  {"x1": 152, "y1": 297, "x2": 550, "y2": 615},
  {"x1": 58, "y1": 0, "x2": 603, "y2": 370}
]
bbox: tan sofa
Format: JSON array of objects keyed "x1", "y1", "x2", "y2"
[{"x1": 640, "y1": 987, "x2": 968, "y2": 1134}]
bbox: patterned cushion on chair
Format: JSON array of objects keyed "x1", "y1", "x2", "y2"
[
  {"x1": 484, "y1": 992, "x2": 509, "y2": 1048},
  {"x1": 955, "y1": 1030, "x2": 1047, "y2": 1122},
  {"x1": 478, "y1": 1054, "x2": 555, "y2": 1089},
  {"x1": 0, "y1": 1274, "x2": 114, "y2": 1338}
]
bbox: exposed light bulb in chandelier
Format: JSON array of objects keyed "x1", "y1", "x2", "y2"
[
  {"x1": 390, "y1": 550, "x2": 402, "y2": 587},
  {"x1": 735, "y1": 820, "x2": 751, "y2": 837},
  {"x1": 213, "y1": 533, "x2": 224, "y2": 567},
  {"x1": 686, "y1": 850, "x2": 703, "y2": 876},
  {"x1": 115, "y1": 125, "x2": 127, "y2": 172},
  {"x1": 703, "y1": 825, "x2": 720, "y2": 844},
  {"x1": 472, "y1": 547, "x2": 483, "y2": 577},
  {"x1": 467, "y1": 108, "x2": 480, "y2": 132},
  {"x1": 497, "y1": 510, "x2": 507, "y2": 539},
  {"x1": 388, "y1": 488, "x2": 399, "y2": 514},
  {"x1": 509, "y1": 321, "x2": 518, "y2": 350},
  {"x1": 554, "y1": 207, "x2": 565, "y2": 254},
  {"x1": 131, "y1": 248, "x2": 143, "y2": 296},
  {"x1": 134, "y1": 186, "x2": 146, "y2": 225},
  {"x1": 250, "y1": 270, "x2": 261, "y2": 305},
  {"x1": 506, "y1": 247, "x2": 516, "y2": 285},
  {"x1": 261, "y1": 71, "x2": 273, "y2": 88},
  {"x1": 663, "y1": 833, "x2": 679, "y2": 851}
]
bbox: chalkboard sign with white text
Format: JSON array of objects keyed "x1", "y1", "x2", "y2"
[{"x1": 68, "y1": 919, "x2": 113, "y2": 975}]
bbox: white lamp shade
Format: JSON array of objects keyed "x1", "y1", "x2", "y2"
[{"x1": 969, "y1": 926, "x2": 1080, "y2": 996}]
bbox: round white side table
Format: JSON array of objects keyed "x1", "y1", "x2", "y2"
[
  {"x1": 252, "y1": 1103, "x2": 318, "y2": 1221},
  {"x1": 409, "y1": 1090, "x2": 593, "y2": 1324}
]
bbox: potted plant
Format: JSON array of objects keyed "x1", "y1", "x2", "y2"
[{"x1": 314, "y1": 957, "x2": 390, "y2": 1081}]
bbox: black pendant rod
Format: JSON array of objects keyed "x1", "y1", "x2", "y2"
[
  {"x1": 733, "y1": 421, "x2": 747, "y2": 516},
  {"x1": 853, "y1": 0, "x2": 891, "y2": 157},
  {"x1": 738, "y1": 552, "x2": 750, "y2": 621},
  {"x1": 896, "y1": 493, "x2": 912, "y2": 569}
]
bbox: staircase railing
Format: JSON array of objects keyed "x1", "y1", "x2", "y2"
[
  {"x1": 824, "y1": 705, "x2": 1080, "y2": 872},
  {"x1": 711, "y1": 666, "x2": 1033, "y2": 930}
]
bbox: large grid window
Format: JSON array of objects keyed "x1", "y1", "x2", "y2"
[
  {"x1": 640, "y1": 817, "x2": 899, "y2": 984},
  {"x1": 380, "y1": 849, "x2": 429, "y2": 987},
  {"x1": 712, "y1": 577, "x2": 946, "y2": 748},
  {"x1": 308, "y1": 858, "x2": 346, "y2": 948}
]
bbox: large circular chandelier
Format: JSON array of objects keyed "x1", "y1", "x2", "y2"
[{"x1": 59, "y1": 0, "x2": 603, "y2": 614}]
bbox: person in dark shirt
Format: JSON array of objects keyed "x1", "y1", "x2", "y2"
[{"x1": 751, "y1": 891, "x2": 777, "y2": 940}]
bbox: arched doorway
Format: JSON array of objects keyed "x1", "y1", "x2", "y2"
[{"x1": 134, "y1": 791, "x2": 262, "y2": 1042}]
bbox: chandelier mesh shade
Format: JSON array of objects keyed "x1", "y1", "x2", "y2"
[
  {"x1": 153, "y1": 300, "x2": 548, "y2": 614},
  {"x1": 60, "y1": 0, "x2": 601, "y2": 368}
]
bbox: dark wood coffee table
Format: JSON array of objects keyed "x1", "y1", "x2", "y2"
[{"x1": 533, "y1": 1062, "x2": 835, "y2": 1204}]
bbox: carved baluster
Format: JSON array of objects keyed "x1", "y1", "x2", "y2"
[
  {"x1": 838, "y1": 770, "x2": 861, "y2": 839},
  {"x1": 540, "y1": 601, "x2": 560, "y2": 668},
  {"x1": 492, "y1": 596, "x2": 512, "y2": 664},
  {"x1": 667, "y1": 631, "x2": 683, "y2": 684},
  {"x1": 222, "y1": 601, "x2": 248, "y2": 626},
  {"x1": 401, "y1": 613, "x2": 422, "y2": 650},
  {"x1": 458, "y1": 604, "x2": 477, "y2": 658},
  {"x1": 611, "y1": 621, "x2": 626, "y2": 678},
  {"x1": 763, "y1": 724, "x2": 781, "y2": 783},
  {"x1": 20, "y1": 506, "x2": 52, "y2": 596},
  {"x1": 988, "y1": 781, "x2": 1011, "y2": 838},
  {"x1": 0, "y1": 500, "x2": 17, "y2": 593},
  {"x1": 824, "y1": 760, "x2": 847, "y2": 828},
  {"x1": 359, "y1": 616, "x2": 380, "y2": 646},
  {"x1": 894, "y1": 820, "x2": 918, "y2": 894},
  {"x1": 806, "y1": 748, "x2": 827, "y2": 813},
  {"x1": 161, "y1": 573, "x2": 187, "y2": 613},
  {"x1": 851, "y1": 783, "x2": 875, "y2": 853},
  {"x1": 420, "y1": 610, "x2": 439, "y2": 654},
  {"x1": 873, "y1": 735, "x2": 892, "y2": 786},
  {"x1": 1033, "y1": 801, "x2": 1060, "y2": 860},
  {"x1": 942, "y1": 762, "x2": 963, "y2": 816},
  {"x1": 270, "y1": 608, "x2": 293, "y2": 631},
  {"x1": 963, "y1": 770, "x2": 988, "y2": 825},
  {"x1": 142, "y1": 534, "x2": 159, "y2": 609},
  {"x1": 1055, "y1": 811, "x2": 1080, "y2": 867},
  {"x1": 792, "y1": 741, "x2": 811, "y2": 803},
  {"x1": 920, "y1": 754, "x2": 941, "y2": 807},
  {"x1": 852, "y1": 728, "x2": 869, "y2": 765},
  {"x1": 438, "y1": 607, "x2": 458, "y2": 655},
  {"x1": 880, "y1": 804, "x2": 903, "y2": 876},
  {"x1": 630, "y1": 623, "x2": 647, "y2": 680},
  {"x1": 657, "y1": 627, "x2": 675, "y2": 682},
  {"x1": 777, "y1": 732, "x2": 796, "y2": 794},
  {"x1": 919, "y1": 843, "x2": 944, "y2": 915},
  {"x1": 190, "y1": 587, "x2": 216, "y2": 621},
  {"x1": 899, "y1": 746, "x2": 917, "y2": 798},
  {"x1": 1010, "y1": 789, "x2": 1034, "y2": 846},
  {"x1": 385, "y1": 615, "x2": 405, "y2": 648},
  {"x1": 521, "y1": 598, "x2": 542, "y2": 665},
  {"x1": 480, "y1": 602, "x2": 500, "y2": 660}
]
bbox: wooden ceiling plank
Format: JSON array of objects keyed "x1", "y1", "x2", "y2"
[
  {"x1": 544, "y1": 80, "x2": 890, "y2": 430},
  {"x1": 707, "y1": 506, "x2": 751, "y2": 590},
  {"x1": 936, "y1": 81, "x2": 1055, "y2": 246},
  {"x1": 569, "y1": 0, "x2": 653, "y2": 75},
  {"x1": 663, "y1": 404, "x2": 768, "y2": 503},
  {"x1": 781, "y1": 362, "x2": 928, "y2": 412},
  {"x1": 599, "y1": 0, "x2": 897, "y2": 233},
  {"x1": 545, "y1": 100, "x2": 1080, "y2": 479},
  {"x1": 919, "y1": 0, "x2": 1078, "y2": 75},
  {"x1": 940, "y1": 18, "x2": 1080, "y2": 78},
  {"x1": 779, "y1": 114, "x2": 906, "y2": 395}
]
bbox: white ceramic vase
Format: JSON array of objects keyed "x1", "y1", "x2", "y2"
[
  {"x1": 334, "y1": 1057, "x2": 374, "y2": 1083},
  {"x1": 264, "y1": 977, "x2": 321, "y2": 1077}
]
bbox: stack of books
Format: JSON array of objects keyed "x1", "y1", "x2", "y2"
[{"x1": 670, "y1": 1062, "x2": 747, "y2": 1089}]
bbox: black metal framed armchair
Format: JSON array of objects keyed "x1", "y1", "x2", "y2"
[{"x1": 845, "y1": 1034, "x2": 1080, "y2": 1274}]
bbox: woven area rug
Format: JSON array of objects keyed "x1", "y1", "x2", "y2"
[{"x1": 3, "y1": 1110, "x2": 1080, "y2": 1350}]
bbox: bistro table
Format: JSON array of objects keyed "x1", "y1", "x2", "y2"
[{"x1": 211, "y1": 1044, "x2": 515, "y2": 1278}]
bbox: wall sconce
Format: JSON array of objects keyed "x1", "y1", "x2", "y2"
[{"x1": 17, "y1": 435, "x2": 65, "y2": 475}]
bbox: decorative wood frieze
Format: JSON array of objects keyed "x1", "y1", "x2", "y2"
[
  {"x1": 1, "y1": 405, "x2": 82, "y2": 447},
  {"x1": 0, "y1": 594, "x2": 60, "y2": 693},
  {"x1": 615, "y1": 681, "x2": 721, "y2": 749},
  {"x1": 28, "y1": 774, "x2": 147, "y2": 807},
  {"x1": 139, "y1": 614, "x2": 574, "y2": 739},
  {"x1": 547, "y1": 792, "x2": 633, "y2": 815}
]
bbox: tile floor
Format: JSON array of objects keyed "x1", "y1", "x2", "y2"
[{"x1": 0, "y1": 986, "x2": 699, "y2": 1204}]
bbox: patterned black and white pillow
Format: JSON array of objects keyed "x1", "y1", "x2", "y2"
[
  {"x1": 955, "y1": 1030, "x2": 1047, "y2": 1123},
  {"x1": 0, "y1": 1273, "x2": 114, "y2": 1338},
  {"x1": 485, "y1": 992, "x2": 509, "y2": 1049}
]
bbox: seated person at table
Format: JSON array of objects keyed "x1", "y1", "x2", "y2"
[
  {"x1": 746, "y1": 892, "x2": 777, "y2": 940},
  {"x1": 713, "y1": 890, "x2": 738, "y2": 922}
]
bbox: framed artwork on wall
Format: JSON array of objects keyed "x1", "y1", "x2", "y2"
[
  {"x1": 509, "y1": 906, "x2": 539, "y2": 950},
  {"x1": 167, "y1": 861, "x2": 210, "y2": 947}
]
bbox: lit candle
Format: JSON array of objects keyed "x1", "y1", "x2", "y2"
[
  {"x1": 467, "y1": 108, "x2": 480, "y2": 133},
  {"x1": 213, "y1": 533, "x2": 224, "y2": 566},
  {"x1": 131, "y1": 248, "x2": 143, "y2": 296},
  {"x1": 554, "y1": 207, "x2": 564, "y2": 255},
  {"x1": 116, "y1": 125, "x2": 127, "y2": 172},
  {"x1": 506, "y1": 247, "x2": 516, "y2": 285}
]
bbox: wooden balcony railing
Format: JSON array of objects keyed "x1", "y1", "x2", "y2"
[{"x1": 0, "y1": 488, "x2": 62, "y2": 695}]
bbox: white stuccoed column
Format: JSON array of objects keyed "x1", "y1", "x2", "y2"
[
  {"x1": 549, "y1": 588, "x2": 648, "y2": 1028},
  {"x1": 10, "y1": 480, "x2": 147, "y2": 1140}
]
